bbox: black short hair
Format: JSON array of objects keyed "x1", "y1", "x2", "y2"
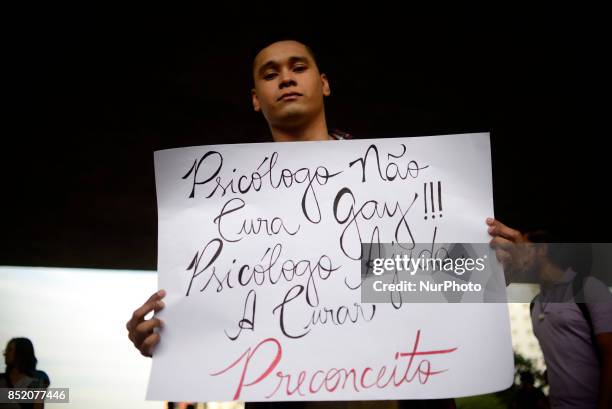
[
  {"x1": 526, "y1": 230, "x2": 592, "y2": 274},
  {"x1": 7, "y1": 338, "x2": 38, "y2": 376}
]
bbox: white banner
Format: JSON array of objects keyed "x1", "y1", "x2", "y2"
[{"x1": 147, "y1": 133, "x2": 514, "y2": 403}]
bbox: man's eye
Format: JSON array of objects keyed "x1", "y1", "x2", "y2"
[
  {"x1": 294, "y1": 66, "x2": 307, "y2": 73},
  {"x1": 264, "y1": 73, "x2": 278, "y2": 80}
]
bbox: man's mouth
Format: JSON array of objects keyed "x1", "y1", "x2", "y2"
[{"x1": 277, "y1": 92, "x2": 302, "y2": 101}]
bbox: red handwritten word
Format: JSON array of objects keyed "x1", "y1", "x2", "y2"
[{"x1": 210, "y1": 330, "x2": 457, "y2": 400}]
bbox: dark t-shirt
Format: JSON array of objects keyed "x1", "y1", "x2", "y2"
[{"x1": 0, "y1": 372, "x2": 45, "y2": 409}]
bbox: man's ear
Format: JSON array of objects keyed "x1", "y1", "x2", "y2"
[
  {"x1": 251, "y1": 88, "x2": 261, "y2": 112},
  {"x1": 321, "y1": 74, "x2": 331, "y2": 97}
]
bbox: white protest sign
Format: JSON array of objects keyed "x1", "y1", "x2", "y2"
[{"x1": 147, "y1": 133, "x2": 514, "y2": 403}]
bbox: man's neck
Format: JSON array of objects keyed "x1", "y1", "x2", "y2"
[{"x1": 269, "y1": 112, "x2": 332, "y2": 142}]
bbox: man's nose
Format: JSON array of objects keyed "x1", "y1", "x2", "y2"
[{"x1": 278, "y1": 69, "x2": 297, "y2": 89}]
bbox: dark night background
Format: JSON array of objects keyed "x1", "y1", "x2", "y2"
[{"x1": 2, "y1": 9, "x2": 606, "y2": 271}]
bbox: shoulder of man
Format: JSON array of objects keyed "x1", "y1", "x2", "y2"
[{"x1": 34, "y1": 370, "x2": 50, "y2": 387}]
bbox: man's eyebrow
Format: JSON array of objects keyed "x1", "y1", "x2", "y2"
[
  {"x1": 287, "y1": 56, "x2": 310, "y2": 65},
  {"x1": 258, "y1": 60, "x2": 279, "y2": 76},
  {"x1": 257, "y1": 55, "x2": 311, "y2": 76}
]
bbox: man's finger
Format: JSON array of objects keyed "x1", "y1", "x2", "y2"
[
  {"x1": 489, "y1": 236, "x2": 514, "y2": 251},
  {"x1": 487, "y1": 219, "x2": 522, "y2": 241},
  {"x1": 127, "y1": 290, "x2": 166, "y2": 331},
  {"x1": 132, "y1": 318, "x2": 164, "y2": 346},
  {"x1": 141, "y1": 333, "x2": 161, "y2": 357},
  {"x1": 135, "y1": 318, "x2": 164, "y2": 338},
  {"x1": 128, "y1": 299, "x2": 164, "y2": 331}
]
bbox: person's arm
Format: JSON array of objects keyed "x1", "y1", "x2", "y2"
[
  {"x1": 126, "y1": 289, "x2": 166, "y2": 356},
  {"x1": 596, "y1": 332, "x2": 612, "y2": 409}
]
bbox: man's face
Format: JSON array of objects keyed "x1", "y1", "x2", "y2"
[
  {"x1": 4, "y1": 341, "x2": 15, "y2": 366},
  {"x1": 252, "y1": 41, "x2": 330, "y2": 129}
]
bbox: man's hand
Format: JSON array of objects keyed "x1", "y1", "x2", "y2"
[
  {"x1": 487, "y1": 218, "x2": 534, "y2": 283},
  {"x1": 126, "y1": 289, "x2": 166, "y2": 357}
]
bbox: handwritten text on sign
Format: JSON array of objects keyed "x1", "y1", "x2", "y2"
[{"x1": 147, "y1": 133, "x2": 514, "y2": 402}]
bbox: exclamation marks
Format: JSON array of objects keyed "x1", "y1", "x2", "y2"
[
  {"x1": 424, "y1": 181, "x2": 443, "y2": 220},
  {"x1": 424, "y1": 183, "x2": 428, "y2": 219},
  {"x1": 438, "y1": 181, "x2": 443, "y2": 217}
]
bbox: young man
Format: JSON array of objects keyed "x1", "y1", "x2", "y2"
[
  {"x1": 487, "y1": 221, "x2": 612, "y2": 409},
  {"x1": 127, "y1": 38, "x2": 470, "y2": 408}
]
